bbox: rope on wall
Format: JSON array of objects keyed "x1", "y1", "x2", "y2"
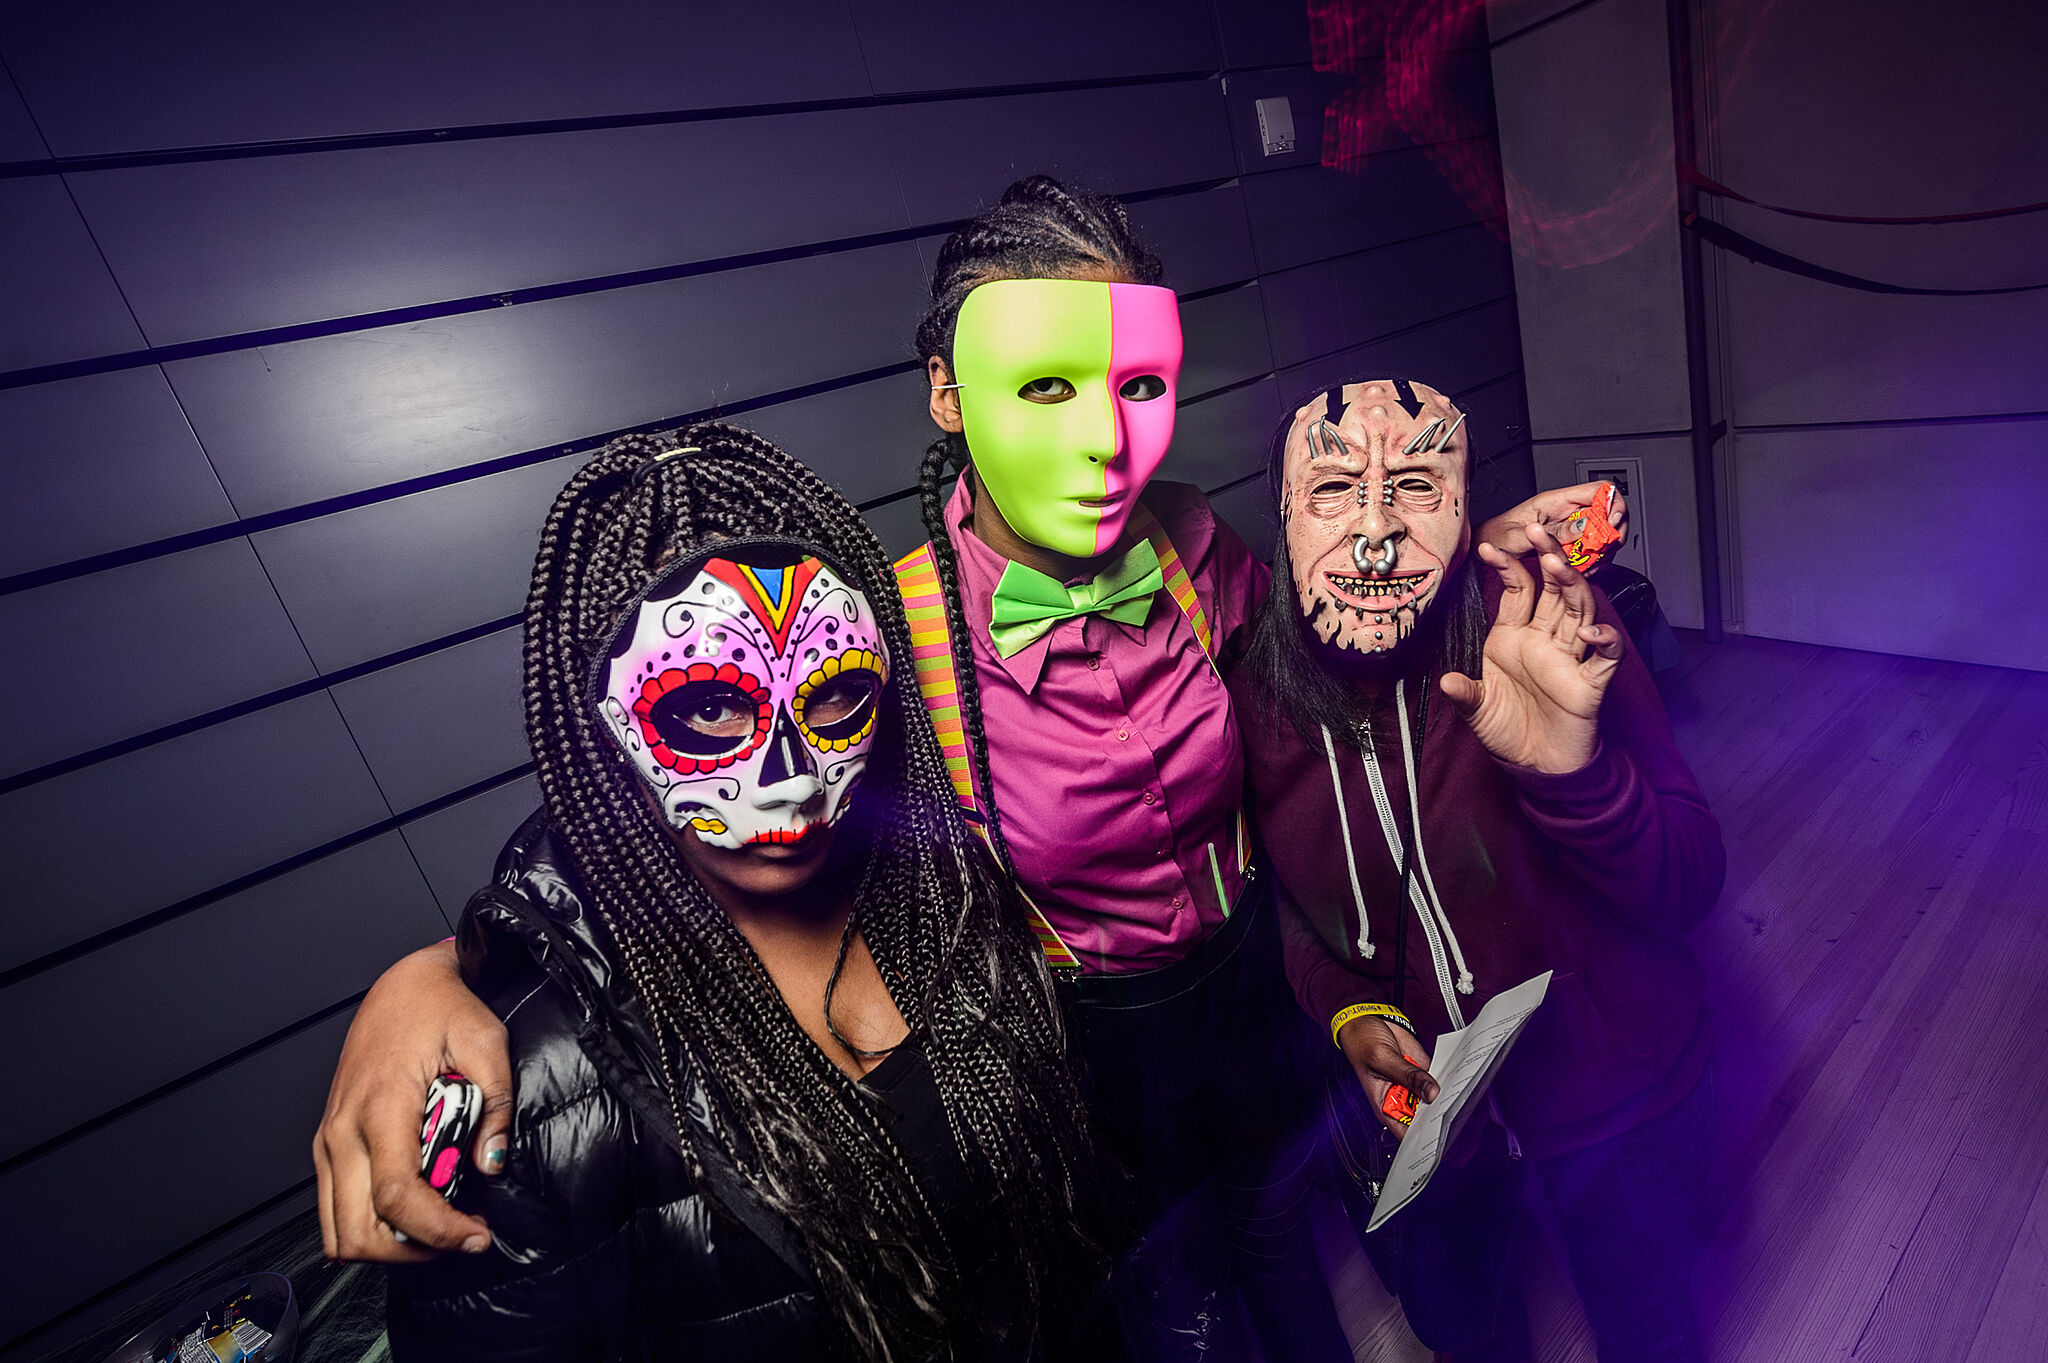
[
  {"x1": 1684, "y1": 213, "x2": 2048, "y2": 296},
  {"x1": 1679, "y1": 163, "x2": 2048, "y2": 226}
]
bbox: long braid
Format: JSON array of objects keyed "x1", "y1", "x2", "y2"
[
  {"x1": 912, "y1": 174, "x2": 1163, "y2": 887},
  {"x1": 522, "y1": 423, "x2": 1104, "y2": 1362},
  {"x1": 914, "y1": 435, "x2": 1021, "y2": 879}
]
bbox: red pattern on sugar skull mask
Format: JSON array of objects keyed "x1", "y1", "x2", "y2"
[{"x1": 593, "y1": 548, "x2": 889, "y2": 849}]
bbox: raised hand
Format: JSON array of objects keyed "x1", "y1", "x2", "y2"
[{"x1": 1440, "y1": 526, "x2": 1625, "y2": 774}]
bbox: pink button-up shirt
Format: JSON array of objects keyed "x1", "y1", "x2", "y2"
[{"x1": 945, "y1": 478, "x2": 1269, "y2": 972}]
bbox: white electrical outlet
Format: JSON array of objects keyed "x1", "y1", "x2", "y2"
[
  {"x1": 1572, "y1": 455, "x2": 1649, "y2": 578},
  {"x1": 1255, "y1": 96, "x2": 1295, "y2": 156}
]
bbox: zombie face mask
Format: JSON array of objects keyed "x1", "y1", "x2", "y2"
[
  {"x1": 951, "y1": 278, "x2": 1182, "y2": 559},
  {"x1": 592, "y1": 541, "x2": 888, "y2": 849},
  {"x1": 1280, "y1": 378, "x2": 1470, "y2": 656}
]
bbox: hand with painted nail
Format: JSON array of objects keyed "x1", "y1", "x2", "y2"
[
  {"x1": 1440, "y1": 526, "x2": 1626, "y2": 775},
  {"x1": 1337, "y1": 1016, "x2": 1440, "y2": 1138},
  {"x1": 1477, "y1": 480, "x2": 1628, "y2": 560},
  {"x1": 312, "y1": 939, "x2": 514, "y2": 1262}
]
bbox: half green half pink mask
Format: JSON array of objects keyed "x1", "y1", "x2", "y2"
[{"x1": 952, "y1": 279, "x2": 1182, "y2": 558}]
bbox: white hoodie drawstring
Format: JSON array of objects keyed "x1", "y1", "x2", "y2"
[
  {"x1": 1320, "y1": 724, "x2": 1376, "y2": 959},
  {"x1": 1396, "y1": 682, "x2": 1475, "y2": 995}
]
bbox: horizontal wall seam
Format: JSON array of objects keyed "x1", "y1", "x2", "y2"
[
  {"x1": 0, "y1": 763, "x2": 535, "y2": 990},
  {"x1": 1277, "y1": 291, "x2": 1516, "y2": 372},
  {"x1": 3, "y1": 300, "x2": 1516, "y2": 798},
  {"x1": 0, "y1": 360, "x2": 926, "y2": 597},
  {"x1": 1, "y1": 364, "x2": 1326, "y2": 793},
  {"x1": 1489, "y1": 0, "x2": 1614, "y2": 49},
  {"x1": 7, "y1": 282, "x2": 1508, "y2": 596},
  {"x1": 0, "y1": 175, "x2": 1239, "y2": 391},
  {"x1": 0, "y1": 69, "x2": 1224, "y2": 178},
  {"x1": 1730, "y1": 409, "x2": 2048, "y2": 435},
  {"x1": 1262, "y1": 213, "x2": 1510, "y2": 278},
  {"x1": 1530, "y1": 429, "x2": 1693, "y2": 445},
  {"x1": 2, "y1": 1177, "x2": 317, "y2": 1358},
  {"x1": 0, "y1": 993, "x2": 365, "y2": 1179},
  {"x1": 0, "y1": 70, "x2": 1498, "y2": 183},
  {"x1": 0, "y1": 615, "x2": 521, "y2": 794}
]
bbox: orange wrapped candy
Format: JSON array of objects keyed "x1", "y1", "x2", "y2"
[{"x1": 1560, "y1": 482, "x2": 1623, "y2": 570}]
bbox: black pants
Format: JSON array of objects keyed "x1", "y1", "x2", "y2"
[
  {"x1": 1064, "y1": 876, "x2": 1351, "y2": 1363},
  {"x1": 1338, "y1": 1063, "x2": 1715, "y2": 1363}
]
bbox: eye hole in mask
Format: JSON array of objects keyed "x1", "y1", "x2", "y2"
[
  {"x1": 643, "y1": 674, "x2": 770, "y2": 759},
  {"x1": 1019, "y1": 376, "x2": 1077, "y2": 403},
  {"x1": 795, "y1": 651, "x2": 885, "y2": 752},
  {"x1": 1119, "y1": 374, "x2": 1168, "y2": 401}
]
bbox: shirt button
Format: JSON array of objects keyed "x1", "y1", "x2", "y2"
[
  {"x1": 1142, "y1": 790, "x2": 1158, "y2": 805},
  {"x1": 1086, "y1": 654, "x2": 1101, "y2": 671},
  {"x1": 1155, "y1": 848, "x2": 1168, "y2": 860},
  {"x1": 1171, "y1": 895, "x2": 1184, "y2": 908},
  {"x1": 1116, "y1": 727, "x2": 1129, "y2": 742}
]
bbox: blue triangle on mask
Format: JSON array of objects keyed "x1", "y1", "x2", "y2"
[{"x1": 752, "y1": 566, "x2": 784, "y2": 602}]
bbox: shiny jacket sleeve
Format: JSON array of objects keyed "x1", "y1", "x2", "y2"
[
  {"x1": 384, "y1": 964, "x2": 610, "y2": 1361},
  {"x1": 384, "y1": 1098, "x2": 607, "y2": 1360}
]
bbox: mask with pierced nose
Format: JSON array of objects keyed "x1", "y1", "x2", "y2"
[{"x1": 1279, "y1": 378, "x2": 1471, "y2": 656}]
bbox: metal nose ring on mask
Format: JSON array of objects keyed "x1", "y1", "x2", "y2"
[{"x1": 1354, "y1": 533, "x2": 1397, "y2": 576}]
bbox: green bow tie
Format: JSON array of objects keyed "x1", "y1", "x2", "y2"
[{"x1": 988, "y1": 539, "x2": 1164, "y2": 659}]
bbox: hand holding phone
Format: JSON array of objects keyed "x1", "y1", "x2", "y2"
[{"x1": 419, "y1": 1072, "x2": 485, "y2": 1200}]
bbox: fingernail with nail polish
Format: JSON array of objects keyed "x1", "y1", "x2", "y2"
[
  {"x1": 482, "y1": 1139, "x2": 507, "y2": 1172},
  {"x1": 462, "y1": 1234, "x2": 488, "y2": 1253}
]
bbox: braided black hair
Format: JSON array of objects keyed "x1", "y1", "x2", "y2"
[
  {"x1": 912, "y1": 175, "x2": 1163, "y2": 872},
  {"x1": 524, "y1": 421, "x2": 1106, "y2": 1361}
]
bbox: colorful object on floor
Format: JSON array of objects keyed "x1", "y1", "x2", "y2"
[
  {"x1": 1560, "y1": 481, "x2": 1624, "y2": 570},
  {"x1": 143, "y1": 1285, "x2": 279, "y2": 1362},
  {"x1": 592, "y1": 541, "x2": 888, "y2": 850},
  {"x1": 950, "y1": 278, "x2": 1183, "y2": 558}
]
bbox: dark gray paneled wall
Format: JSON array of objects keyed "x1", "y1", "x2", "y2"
[
  {"x1": 0, "y1": 1, "x2": 1529, "y2": 1350},
  {"x1": 1489, "y1": 0, "x2": 1709, "y2": 629},
  {"x1": 1493, "y1": 0, "x2": 2048, "y2": 667},
  {"x1": 1701, "y1": 0, "x2": 2048, "y2": 672}
]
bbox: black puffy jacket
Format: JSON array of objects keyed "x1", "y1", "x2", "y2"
[{"x1": 385, "y1": 811, "x2": 846, "y2": 1361}]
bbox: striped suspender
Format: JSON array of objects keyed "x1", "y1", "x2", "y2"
[
  {"x1": 892, "y1": 513, "x2": 1237, "y2": 970},
  {"x1": 894, "y1": 544, "x2": 1081, "y2": 969},
  {"x1": 1128, "y1": 504, "x2": 1216, "y2": 671}
]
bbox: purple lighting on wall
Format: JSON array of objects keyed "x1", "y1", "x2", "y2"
[{"x1": 1310, "y1": 0, "x2": 1790, "y2": 269}]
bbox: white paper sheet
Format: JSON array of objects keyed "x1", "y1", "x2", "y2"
[{"x1": 1366, "y1": 970, "x2": 1552, "y2": 1233}]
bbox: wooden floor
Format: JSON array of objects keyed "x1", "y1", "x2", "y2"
[{"x1": 1315, "y1": 629, "x2": 2048, "y2": 1363}]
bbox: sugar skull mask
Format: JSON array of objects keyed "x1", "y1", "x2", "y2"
[
  {"x1": 1280, "y1": 378, "x2": 1471, "y2": 656},
  {"x1": 592, "y1": 540, "x2": 889, "y2": 849},
  {"x1": 951, "y1": 278, "x2": 1183, "y2": 559}
]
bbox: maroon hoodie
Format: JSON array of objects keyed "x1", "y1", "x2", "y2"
[{"x1": 1234, "y1": 571, "x2": 1723, "y2": 1160}]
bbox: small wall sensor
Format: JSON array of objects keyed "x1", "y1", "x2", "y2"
[{"x1": 1255, "y1": 96, "x2": 1296, "y2": 156}]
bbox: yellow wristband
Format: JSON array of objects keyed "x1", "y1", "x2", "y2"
[{"x1": 1330, "y1": 1002, "x2": 1413, "y2": 1048}]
